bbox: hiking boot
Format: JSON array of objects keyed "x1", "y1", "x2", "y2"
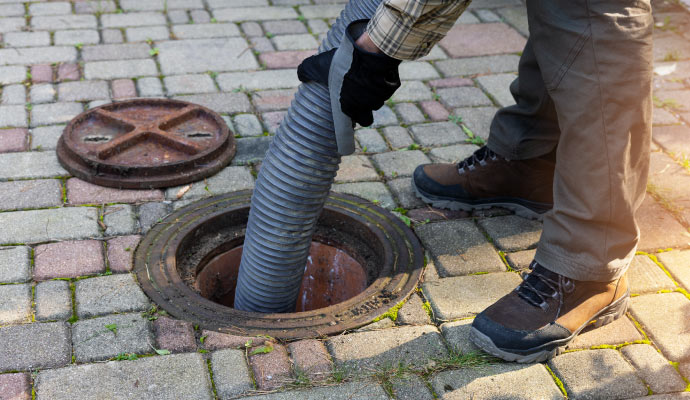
[
  {"x1": 412, "y1": 146, "x2": 554, "y2": 220},
  {"x1": 469, "y1": 261, "x2": 630, "y2": 363}
]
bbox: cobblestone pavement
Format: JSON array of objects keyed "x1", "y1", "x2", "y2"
[{"x1": 1, "y1": 0, "x2": 690, "y2": 399}]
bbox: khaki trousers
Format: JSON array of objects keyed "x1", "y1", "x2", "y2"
[{"x1": 487, "y1": 0, "x2": 654, "y2": 281}]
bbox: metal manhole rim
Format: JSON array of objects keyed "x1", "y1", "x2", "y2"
[
  {"x1": 56, "y1": 98, "x2": 236, "y2": 189},
  {"x1": 134, "y1": 190, "x2": 424, "y2": 340}
]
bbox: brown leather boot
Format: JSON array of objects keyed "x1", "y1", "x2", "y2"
[
  {"x1": 412, "y1": 146, "x2": 554, "y2": 219},
  {"x1": 470, "y1": 261, "x2": 630, "y2": 363}
]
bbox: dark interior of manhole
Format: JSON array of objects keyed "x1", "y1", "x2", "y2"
[{"x1": 176, "y1": 207, "x2": 385, "y2": 313}]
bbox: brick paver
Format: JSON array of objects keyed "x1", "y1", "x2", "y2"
[{"x1": 34, "y1": 240, "x2": 105, "y2": 280}]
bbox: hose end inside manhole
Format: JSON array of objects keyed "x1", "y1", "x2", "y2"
[{"x1": 134, "y1": 190, "x2": 424, "y2": 339}]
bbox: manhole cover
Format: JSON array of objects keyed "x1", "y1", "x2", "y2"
[
  {"x1": 134, "y1": 190, "x2": 424, "y2": 339},
  {"x1": 56, "y1": 98, "x2": 235, "y2": 189}
]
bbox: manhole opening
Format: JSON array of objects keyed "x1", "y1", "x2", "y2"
[{"x1": 176, "y1": 207, "x2": 385, "y2": 314}]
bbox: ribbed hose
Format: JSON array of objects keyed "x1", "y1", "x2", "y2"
[{"x1": 233, "y1": 0, "x2": 383, "y2": 312}]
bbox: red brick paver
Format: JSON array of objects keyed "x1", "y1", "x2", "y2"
[
  {"x1": 66, "y1": 178, "x2": 164, "y2": 205},
  {"x1": 111, "y1": 79, "x2": 137, "y2": 100},
  {"x1": 253, "y1": 89, "x2": 297, "y2": 112},
  {"x1": 288, "y1": 339, "x2": 332, "y2": 381},
  {"x1": 0, "y1": 372, "x2": 30, "y2": 400},
  {"x1": 259, "y1": 50, "x2": 315, "y2": 69},
  {"x1": 439, "y1": 23, "x2": 527, "y2": 58},
  {"x1": 31, "y1": 64, "x2": 53, "y2": 83},
  {"x1": 420, "y1": 101, "x2": 450, "y2": 121},
  {"x1": 636, "y1": 196, "x2": 690, "y2": 251},
  {"x1": 153, "y1": 316, "x2": 197, "y2": 353},
  {"x1": 249, "y1": 343, "x2": 292, "y2": 390},
  {"x1": 0, "y1": 128, "x2": 29, "y2": 153},
  {"x1": 201, "y1": 330, "x2": 266, "y2": 351},
  {"x1": 57, "y1": 63, "x2": 80, "y2": 82},
  {"x1": 106, "y1": 235, "x2": 141, "y2": 273},
  {"x1": 34, "y1": 240, "x2": 105, "y2": 280}
]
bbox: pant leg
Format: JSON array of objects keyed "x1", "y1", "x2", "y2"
[
  {"x1": 528, "y1": 0, "x2": 653, "y2": 281},
  {"x1": 487, "y1": 39, "x2": 561, "y2": 160}
]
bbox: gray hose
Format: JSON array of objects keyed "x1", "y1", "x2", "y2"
[{"x1": 233, "y1": 0, "x2": 382, "y2": 312}]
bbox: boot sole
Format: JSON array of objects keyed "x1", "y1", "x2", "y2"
[
  {"x1": 412, "y1": 182, "x2": 550, "y2": 221},
  {"x1": 469, "y1": 291, "x2": 630, "y2": 363}
]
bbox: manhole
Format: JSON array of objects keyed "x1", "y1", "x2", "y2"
[
  {"x1": 134, "y1": 190, "x2": 424, "y2": 339},
  {"x1": 56, "y1": 98, "x2": 235, "y2": 189}
]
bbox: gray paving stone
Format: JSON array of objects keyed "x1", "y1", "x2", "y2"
[
  {"x1": 391, "y1": 374, "x2": 434, "y2": 400},
  {"x1": 168, "y1": 10, "x2": 189, "y2": 24},
  {"x1": 126, "y1": 26, "x2": 170, "y2": 42},
  {"x1": 37, "y1": 353, "x2": 212, "y2": 399},
  {"x1": 54, "y1": 29, "x2": 100, "y2": 46},
  {"x1": 394, "y1": 103, "x2": 426, "y2": 125},
  {"x1": 84, "y1": 59, "x2": 158, "y2": 80},
  {"x1": 138, "y1": 202, "x2": 170, "y2": 233},
  {"x1": 355, "y1": 128, "x2": 388, "y2": 153},
  {"x1": 630, "y1": 292, "x2": 690, "y2": 362},
  {"x1": 29, "y1": 2, "x2": 71, "y2": 16},
  {"x1": 331, "y1": 182, "x2": 396, "y2": 210},
  {"x1": 334, "y1": 155, "x2": 379, "y2": 183},
  {"x1": 158, "y1": 38, "x2": 258, "y2": 75},
  {"x1": 432, "y1": 363, "x2": 564, "y2": 400},
  {"x1": 382, "y1": 126, "x2": 415, "y2": 150},
  {"x1": 231, "y1": 136, "x2": 272, "y2": 165},
  {"x1": 409, "y1": 122, "x2": 466, "y2": 147},
  {"x1": 496, "y1": 6, "x2": 529, "y2": 37},
  {"x1": 74, "y1": 1, "x2": 117, "y2": 14},
  {"x1": 621, "y1": 344, "x2": 687, "y2": 394},
  {"x1": 272, "y1": 33, "x2": 318, "y2": 50},
  {"x1": 172, "y1": 23, "x2": 241, "y2": 39},
  {"x1": 250, "y1": 36, "x2": 274, "y2": 52},
  {"x1": 371, "y1": 105, "x2": 399, "y2": 127},
  {"x1": 399, "y1": 61, "x2": 440, "y2": 81},
  {"x1": 428, "y1": 144, "x2": 479, "y2": 163},
  {"x1": 372, "y1": 150, "x2": 430, "y2": 178},
  {"x1": 164, "y1": 74, "x2": 217, "y2": 95},
  {"x1": 476, "y1": 73, "x2": 517, "y2": 107},
  {"x1": 505, "y1": 249, "x2": 536, "y2": 270},
  {"x1": 0, "y1": 105, "x2": 27, "y2": 128},
  {"x1": 548, "y1": 349, "x2": 648, "y2": 400},
  {"x1": 0, "y1": 322, "x2": 71, "y2": 372},
  {"x1": 207, "y1": 0, "x2": 268, "y2": 7},
  {"x1": 101, "y1": 12, "x2": 167, "y2": 28},
  {"x1": 137, "y1": 77, "x2": 164, "y2": 97},
  {"x1": 438, "y1": 87, "x2": 493, "y2": 108},
  {"x1": 0, "y1": 66, "x2": 26, "y2": 85},
  {"x1": 3, "y1": 31, "x2": 51, "y2": 47},
  {"x1": 681, "y1": 362, "x2": 690, "y2": 380},
  {"x1": 629, "y1": 394, "x2": 690, "y2": 400},
  {"x1": 35, "y1": 280, "x2": 72, "y2": 321},
  {"x1": 307, "y1": 19, "x2": 329, "y2": 34},
  {"x1": 242, "y1": 381, "x2": 389, "y2": 400},
  {"x1": 72, "y1": 313, "x2": 152, "y2": 362},
  {"x1": 415, "y1": 219, "x2": 505, "y2": 277},
  {"x1": 30, "y1": 83, "x2": 56, "y2": 104},
  {"x1": 397, "y1": 294, "x2": 432, "y2": 325},
  {"x1": 104, "y1": 204, "x2": 138, "y2": 236},
  {"x1": 423, "y1": 272, "x2": 521, "y2": 320},
  {"x1": 233, "y1": 114, "x2": 263, "y2": 136},
  {"x1": 299, "y1": 4, "x2": 343, "y2": 18},
  {"x1": 263, "y1": 19, "x2": 307, "y2": 35},
  {"x1": 567, "y1": 316, "x2": 644, "y2": 350},
  {"x1": 82, "y1": 43, "x2": 152, "y2": 61},
  {"x1": 0, "y1": 17, "x2": 24, "y2": 34},
  {"x1": 658, "y1": 250, "x2": 690, "y2": 291},
  {"x1": 0, "y1": 151, "x2": 67, "y2": 180},
  {"x1": 31, "y1": 125, "x2": 65, "y2": 150},
  {"x1": 0, "y1": 179, "x2": 63, "y2": 211},
  {"x1": 0, "y1": 4, "x2": 24, "y2": 17},
  {"x1": 477, "y1": 215, "x2": 542, "y2": 252},
  {"x1": 392, "y1": 81, "x2": 433, "y2": 102},
  {"x1": 241, "y1": 21, "x2": 263, "y2": 37},
  {"x1": 628, "y1": 254, "x2": 677, "y2": 294},
  {"x1": 217, "y1": 70, "x2": 300, "y2": 91},
  {"x1": 213, "y1": 6, "x2": 298, "y2": 22},
  {"x1": 387, "y1": 177, "x2": 426, "y2": 209},
  {"x1": 0, "y1": 283, "x2": 31, "y2": 324},
  {"x1": 440, "y1": 319, "x2": 480, "y2": 354},
  {"x1": 453, "y1": 107, "x2": 498, "y2": 140},
  {"x1": 58, "y1": 80, "x2": 110, "y2": 102},
  {"x1": 327, "y1": 325, "x2": 447, "y2": 370},
  {"x1": 190, "y1": 9, "x2": 211, "y2": 23},
  {"x1": 436, "y1": 55, "x2": 520, "y2": 77},
  {"x1": 76, "y1": 274, "x2": 150, "y2": 318},
  {"x1": 0, "y1": 46, "x2": 77, "y2": 66},
  {"x1": 32, "y1": 15, "x2": 97, "y2": 30},
  {"x1": 0, "y1": 207, "x2": 100, "y2": 245},
  {"x1": 31, "y1": 102, "x2": 84, "y2": 127},
  {"x1": 211, "y1": 349, "x2": 254, "y2": 398},
  {"x1": 166, "y1": 166, "x2": 254, "y2": 201},
  {"x1": 474, "y1": 9, "x2": 502, "y2": 22},
  {"x1": 0, "y1": 246, "x2": 30, "y2": 283},
  {"x1": 1, "y1": 84, "x2": 25, "y2": 104},
  {"x1": 174, "y1": 93, "x2": 251, "y2": 114}
]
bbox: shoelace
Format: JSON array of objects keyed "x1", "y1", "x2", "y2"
[
  {"x1": 516, "y1": 261, "x2": 575, "y2": 312},
  {"x1": 456, "y1": 147, "x2": 500, "y2": 174}
]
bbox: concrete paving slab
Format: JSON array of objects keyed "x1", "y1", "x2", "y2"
[
  {"x1": 397, "y1": 294, "x2": 432, "y2": 326},
  {"x1": 76, "y1": 274, "x2": 150, "y2": 318},
  {"x1": 628, "y1": 254, "x2": 677, "y2": 294},
  {"x1": 0, "y1": 321, "x2": 71, "y2": 372},
  {"x1": 0, "y1": 283, "x2": 31, "y2": 324},
  {"x1": 658, "y1": 249, "x2": 690, "y2": 291},
  {"x1": 72, "y1": 313, "x2": 153, "y2": 362},
  {"x1": 242, "y1": 380, "x2": 389, "y2": 399},
  {"x1": 35, "y1": 280, "x2": 72, "y2": 321},
  {"x1": 158, "y1": 38, "x2": 258, "y2": 75},
  {"x1": 0, "y1": 246, "x2": 30, "y2": 283},
  {"x1": 0, "y1": 207, "x2": 100, "y2": 245},
  {"x1": 212, "y1": 349, "x2": 254, "y2": 398},
  {"x1": 566, "y1": 316, "x2": 644, "y2": 350},
  {"x1": 621, "y1": 344, "x2": 687, "y2": 394},
  {"x1": 477, "y1": 215, "x2": 542, "y2": 252},
  {"x1": 392, "y1": 374, "x2": 434, "y2": 400},
  {"x1": 630, "y1": 292, "x2": 690, "y2": 362}
]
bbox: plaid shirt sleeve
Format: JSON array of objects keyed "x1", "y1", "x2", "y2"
[{"x1": 367, "y1": 0, "x2": 470, "y2": 60}]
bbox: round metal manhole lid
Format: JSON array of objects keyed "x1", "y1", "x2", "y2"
[
  {"x1": 56, "y1": 98, "x2": 235, "y2": 189},
  {"x1": 134, "y1": 190, "x2": 425, "y2": 340}
]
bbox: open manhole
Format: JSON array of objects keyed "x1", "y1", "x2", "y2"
[
  {"x1": 134, "y1": 190, "x2": 424, "y2": 339},
  {"x1": 56, "y1": 98, "x2": 235, "y2": 189}
]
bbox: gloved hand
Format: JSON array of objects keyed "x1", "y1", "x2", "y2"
[{"x1": 297, "y1": 19, "x2": 401, "y2": 154}]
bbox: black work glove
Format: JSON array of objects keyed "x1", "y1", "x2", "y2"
[{"x1": 297, "y1": 19, "x2": 401, "y2": 154}]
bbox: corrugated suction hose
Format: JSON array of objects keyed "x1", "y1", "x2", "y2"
[{"x1": 233, "y1": 0, "x2": 383, "y2": 312}]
